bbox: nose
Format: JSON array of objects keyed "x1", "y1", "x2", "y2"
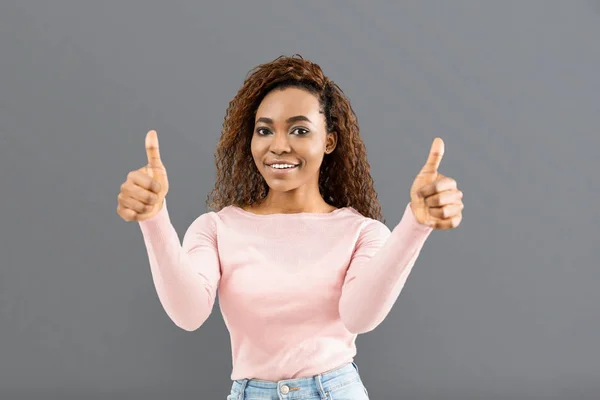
[{"x1": 269, "y1": 132, "x2": 291, "y2": 155}]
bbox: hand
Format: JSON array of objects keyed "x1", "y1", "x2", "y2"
[
  {"x1": 409, "y1": 138, "x2": 464, "y2": 230},
  {"x1": 117, "y1": 130, "x2": 170, "y2": 222}
]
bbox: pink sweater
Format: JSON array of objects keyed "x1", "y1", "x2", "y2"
[{"x1": 138, "y1": 199, "x2": 433, "y2": 381}]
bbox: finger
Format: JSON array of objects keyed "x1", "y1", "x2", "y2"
[
  {"x1": 430, "y1": 214, "x2": 462, "y2": 230},
  {"x1": 118, "y1": 193, "x2": 154, "y2": 214},
  {"x1": 424, "y1": 189, "x2": 463, "y2": 207},
  {"x1": 418, "y1": 176, "x2": 457, "y2": 199},
  {"x1": 127, "y1": 170, "x2": 162, "y2": 194},
  {"x1": 145, "y1": 130, "x2": 163, "y2": 169},
  {"x1": 117, "y1": 204, "x2": 140, "y2": 222},
  {"x1": 121, "y1": 181, "x2": 160, "y2": 205},
  {"x1": 428, "y1": 203, "x2": 464, "y2": 219},
  {"x1": 421, "y1": 137, "x2": 445, "y2": 173}
]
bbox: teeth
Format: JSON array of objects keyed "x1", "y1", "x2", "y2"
[{"x1": 271, "y1": 164, "x2": 296, "y2": 169}]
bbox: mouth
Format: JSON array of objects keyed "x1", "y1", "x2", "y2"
[{"x1": 265, "y1": 163, "x2": 300, "y2": 174}]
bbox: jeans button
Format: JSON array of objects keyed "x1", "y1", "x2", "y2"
[{"x1": 280, "y1": 385, "x2": 290, "y2": 394}]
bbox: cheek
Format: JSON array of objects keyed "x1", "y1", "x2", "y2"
[
  {"x1": 304, "y1": 146, "x2": 325, "y2": 168},
  {"x1": 295, "y1": 139, "x2": 325, "y2": 164},
  {"x1": 250, "y1": 138, "x2": 261, "y2": 164}
]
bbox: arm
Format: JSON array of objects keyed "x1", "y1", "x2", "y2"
[
  {"x1": 138, "y1": 199, "x2": 221, "y2": 331},
  {"x1": 339, "y1": 203, "x2": 433, "y2": 334}
]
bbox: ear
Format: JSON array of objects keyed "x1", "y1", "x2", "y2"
[{"x1": 325, "y1": 131, "x2": 338, "y2": 154}]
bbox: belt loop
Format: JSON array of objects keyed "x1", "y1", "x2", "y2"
[
  {"x1": 237, "y1": 379, "x2": 248, "y2": 400},
  {"x1": 315, "y1": 373, "x2": 328, "y2": 400}
]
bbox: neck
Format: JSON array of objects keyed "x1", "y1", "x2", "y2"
[{"x1": 251, "y1": 189, "x2": 334, "y2": 214}]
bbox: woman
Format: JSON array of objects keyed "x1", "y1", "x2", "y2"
[{"x1": 117, "y1": 55, "x2": 464, "y2": 399}]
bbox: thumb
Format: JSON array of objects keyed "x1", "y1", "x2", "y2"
[
  {"x1": 145, "y1": 130, "x2": 164, "y2": 170},
  {"x1": 421, "y1": 137, "x2": 445, "y2": 174}
]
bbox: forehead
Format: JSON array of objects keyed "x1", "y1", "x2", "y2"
[{"x1": 255, "y1": 87, "x2": 321, "y2": 120}]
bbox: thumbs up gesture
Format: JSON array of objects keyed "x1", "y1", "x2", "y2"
[
  {"x1": 409, "y1": 138, "x2": 463, "y2": 229},
  {"x1": 117, "y1": 130, "x2": 170, "y2": 222}
]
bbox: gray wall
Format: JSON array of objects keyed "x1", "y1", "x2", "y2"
[{"x1": 1, "y1": 1, "x2": 598, "y2": 399}]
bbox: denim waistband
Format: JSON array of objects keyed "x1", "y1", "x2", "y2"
[{"x1": 229, "y1": 361, "x2": 364, "y2": 399}]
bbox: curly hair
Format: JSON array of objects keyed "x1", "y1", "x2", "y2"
[{"x1": 205, "y1": 54, "x2": 385, "y2": 223}]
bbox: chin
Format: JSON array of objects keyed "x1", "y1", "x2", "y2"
[{"x1": 264, "y1": 180, "x2": 300, "y2": 193}]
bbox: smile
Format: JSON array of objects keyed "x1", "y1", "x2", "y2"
[{"x1": 266, "y1": 163, "x2": 299, "y2": 173}]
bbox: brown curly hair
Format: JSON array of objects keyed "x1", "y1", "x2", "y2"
[{"x1": 205, "y1": 54, "x2": 385, "y2": 223}]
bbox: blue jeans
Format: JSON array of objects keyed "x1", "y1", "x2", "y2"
[{"x1": 226, "y1": 361, "x2": 369, "y2": 399}]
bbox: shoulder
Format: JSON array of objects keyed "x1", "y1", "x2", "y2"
[
  {"x1": 341, "y1": 207, "x2": 391, "y2": 241},
  {"x1": 184, "y1": 209, "x2": 222, "y2": 239},
  {"x1": 185, "y1": 205, "x2": 244, "y2": 234}
]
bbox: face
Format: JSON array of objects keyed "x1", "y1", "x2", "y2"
[{"x1": 251, "y1": 86, "x2": 337, "y2": 195}]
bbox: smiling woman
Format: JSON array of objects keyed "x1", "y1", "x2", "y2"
[
  {"x1": 129, "y1": 54, "x2": 462, "y2": 400},
  {"x1": 206, "y1": 55, "x2": 385, "y2": 220}
]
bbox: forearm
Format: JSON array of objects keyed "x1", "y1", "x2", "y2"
[{"x1": 339, "y1": 204, "x2": 432, "y2": 334}]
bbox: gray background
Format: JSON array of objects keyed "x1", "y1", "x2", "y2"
[{"x1": 1, "y1": 1, "x2": 598, "y2": 399}]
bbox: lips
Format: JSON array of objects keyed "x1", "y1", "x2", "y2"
[
  {"x1": 264, "y1": 161, "x2": 300, "y2": 174},
  {"x1": 266, "y1": 164, "x2": 299, "y2": 170},
  {"x1": 265, "y1": 161, "x2": 300, "y2": 166}
]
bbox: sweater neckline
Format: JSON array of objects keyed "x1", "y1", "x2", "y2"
[{"x1": 227, "y1": 205, "x2": 352, "y2": 219}]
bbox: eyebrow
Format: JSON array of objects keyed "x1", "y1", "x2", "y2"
[{"x1": 255, "y1": 115, "x2": 312, "y2": 125}]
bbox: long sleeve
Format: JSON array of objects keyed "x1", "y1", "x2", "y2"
[
  {"x1": 339, "y1": 203, "x2": 433, "y2": 334},
  {"x1": 137, "y1": 199, "x2": 222, "y2": 331}
]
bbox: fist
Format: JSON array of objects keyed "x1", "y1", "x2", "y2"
[
  {"x1": 410, "y1": 138, "x2": 464, "y2": 230},
  {"x1": 117, "y1": 130, "x2": 169, "y2": 222}
]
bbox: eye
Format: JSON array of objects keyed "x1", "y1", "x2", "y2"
[
  {"x1": 291, "y1": 127, "x2": 309, "y2": 135},
  {"x1": 255, "y1": 128, "x2": 271, "y2": 136}
]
